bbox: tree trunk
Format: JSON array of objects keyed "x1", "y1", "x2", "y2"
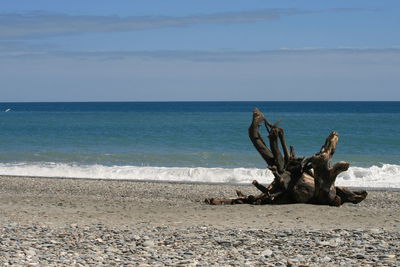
[{"x1": 205, "y1": 108, "x2": 367, "y2": 206}]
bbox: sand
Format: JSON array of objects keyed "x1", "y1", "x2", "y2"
[
  {"x1": 1, "y1": 175, "x2": 399, "y2": 231},
  {"x1": 1, "y1": 176, "x2": 400, "y2": 265}
]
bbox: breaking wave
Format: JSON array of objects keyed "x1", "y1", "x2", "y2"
[{"x1": 0, "y1": 162, "x2": 399, "y2": 188}]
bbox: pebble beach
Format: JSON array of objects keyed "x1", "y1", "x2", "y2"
[{"x1": 0, "y1": 176, "x2": 399, "y2": 266}]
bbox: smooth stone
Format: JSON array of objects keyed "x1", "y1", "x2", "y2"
[
  {"x1": 369, "y1": 228, "x2": 383, "y2": 234},
  {"x1": 142, "y1": 240, "x2": 155, "y2": 247},
  {"x1": 288, "y1": 257, "x2": 300, "y2": 263},
  {"x1": 379, "y1": 255, "x2": 396, "y2": 259},
  {"x1": 322, "y1": 256, "x2": 331, "y2": 262},
  {"x1": 261, "y1": 249, "x2": 273, "y2": 257},
  {"x1": 132, "y1": 235, "x2": 141, "y2": 241}
]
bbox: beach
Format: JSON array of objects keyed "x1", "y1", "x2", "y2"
[
  {"x1": 1, "y1": 176, "x2": 399, "y2": 266},
  {"x1": 2, "y1": 0, "x2": 400, "y2": 263}
]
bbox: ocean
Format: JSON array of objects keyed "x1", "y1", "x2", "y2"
[{"x1": 0, "y1": 101, "x2": 399, "y2": 188}]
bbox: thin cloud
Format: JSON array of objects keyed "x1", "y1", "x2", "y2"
[
  {"x1": 1, "y1": 42, "x2": 399, "y2": 62},
  {"x1": 0, "y1": 8, "x2": 367, "y2": 39},
  {"x1": 61, "y1": 47, "x2": 400, "y2": 62}
]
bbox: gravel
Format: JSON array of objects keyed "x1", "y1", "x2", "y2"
[{"x1": 1, "y1": 224, "x2": 399, "y2": 266}]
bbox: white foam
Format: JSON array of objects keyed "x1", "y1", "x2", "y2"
[
  {"x1": 0, "y1": 162, "x2": 272, "y2": 184},
  {"x1": 0, "y1": 162, "x2": 399, "y2": 188},
  {"x1": 336, "y1": 164, "x2": 400, "y2": 188}
]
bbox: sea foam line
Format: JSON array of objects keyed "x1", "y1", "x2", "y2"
[{"x1": 0, "y1": 162, "x2": 399, "y2": 188}]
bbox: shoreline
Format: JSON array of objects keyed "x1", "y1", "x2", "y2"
[
  {"x1": 1, "y1": 174, "x2": 399, "y2": 192},
  {"x1": 1, "y1": 175, "x2": 399, "y2": 265}
]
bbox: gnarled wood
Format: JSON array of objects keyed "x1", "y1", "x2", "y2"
[{"x1": 205, "y1": 108, "x2": 368, "y2": 206}]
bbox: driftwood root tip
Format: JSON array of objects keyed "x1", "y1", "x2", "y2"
[
  {"x1": 204, "y1": 198, "x2": 215, "y2": 205},
  {"x1": 236, "y1": 190, "x2": 245, "y2": 197}
]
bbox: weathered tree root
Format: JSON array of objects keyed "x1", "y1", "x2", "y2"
[{"x1": 205, "y1": 108, "x2": 367, "y2": 206}]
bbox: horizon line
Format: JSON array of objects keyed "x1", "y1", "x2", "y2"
[{"x1": 1, "y1": 100, "x2": 399, "y2": 103}]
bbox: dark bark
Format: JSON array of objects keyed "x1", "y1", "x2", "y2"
[{"x1": 205, "y1": 108, "x2": 367, "y2": 206}]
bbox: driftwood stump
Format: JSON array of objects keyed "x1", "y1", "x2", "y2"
[{"x1": 205, "y1": 108, "x2": 367, "y2": 206}]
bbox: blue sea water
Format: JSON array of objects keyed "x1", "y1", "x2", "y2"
[{"x1": 0, "y1": 102, "x2": 399, "y2": 187}]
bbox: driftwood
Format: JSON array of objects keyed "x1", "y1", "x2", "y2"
[{"x1": 205, "y1": 108, "x2": 367, "y2": 206}]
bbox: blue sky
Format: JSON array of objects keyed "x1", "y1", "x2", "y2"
[{"x1": 0, "y1": 0, "x2": 399, "y2": 101}]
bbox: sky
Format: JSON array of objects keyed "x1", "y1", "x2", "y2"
[{"x1": 0, "y1": 0, "x2": 399, "y2": 101}]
